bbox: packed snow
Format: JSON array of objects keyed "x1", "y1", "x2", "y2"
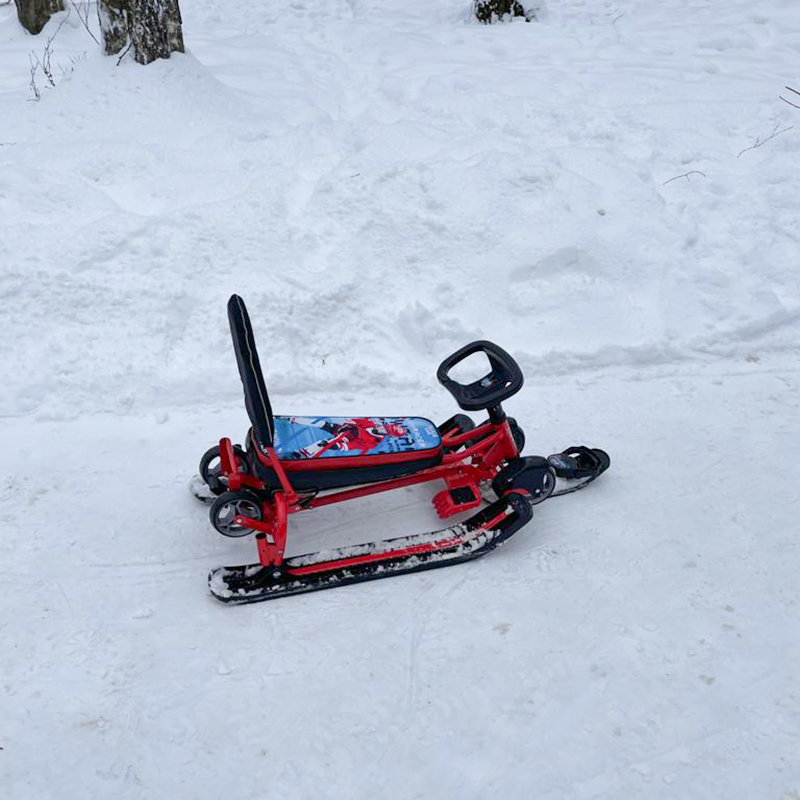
[{"x1": 1, "y1": 0, "x2": 799, "y2": 797}]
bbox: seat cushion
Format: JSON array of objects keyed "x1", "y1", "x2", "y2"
[{"x1": 273, "y1": 416, "x2": 441, "y2": 461}]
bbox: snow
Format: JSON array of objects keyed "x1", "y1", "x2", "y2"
[{"x1": 1, "y1": 0, "x2": 799, "y2": 796}]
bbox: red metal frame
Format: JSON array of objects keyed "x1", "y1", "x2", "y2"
[{"x1": 224, "y1": 415, "x2": 520, "y2": 571}]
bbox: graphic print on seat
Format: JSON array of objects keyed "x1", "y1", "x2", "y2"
[{"x1": 273, "y1": 416, "x2": 441, "y2": 460}]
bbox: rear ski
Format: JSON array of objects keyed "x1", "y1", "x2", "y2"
[{"x1": 209, "y1": 492, "x2": 532, "y2": 604}]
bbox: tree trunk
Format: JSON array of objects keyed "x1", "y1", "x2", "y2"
[
  {"x1": 15, "y1": 0, "x2": 64, "y2": 35},
  {"x1": 98, "y1": 0, "x2": 130, "y2": 55},
  {"x1": 98, "y1": 0, "x2": 184, "y2": 64},
  {"x1": 474, "y1": 0, "x2": 525, "y2": 24}
]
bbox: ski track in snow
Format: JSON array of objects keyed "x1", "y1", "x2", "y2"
[{"x1": 1, "y1": 0, "x2": 800, "y2": 797}]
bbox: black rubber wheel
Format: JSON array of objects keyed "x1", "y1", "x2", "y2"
[
  {"x1": 491, "y1": 456, "x2": 555, "y2": 505},
  {"x1": 438, "y1": 413, "x2": 476, "y2": 438},
  {"x1": 199, "y1": 444, "x2": 250, "y2": 495},
  {"x1": 507, "y1": 418, "x2": 525, "y2": 455},
  {"x1": 209, "y1": 491, "x2": 263, "y2": 538}
]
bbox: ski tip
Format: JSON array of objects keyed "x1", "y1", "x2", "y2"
[
  {"x1": 190, "y1": 474, "x2": 216, "y2": 504},
  {"x1": 208, "y1": 566, "x2": 230, "y2": 599},
  {"x1": 593, "y1": 448, "x2": 611, "y2": 474},
  {"x1": 208, "y1": 565, "x2": 267, "y2": 604}
]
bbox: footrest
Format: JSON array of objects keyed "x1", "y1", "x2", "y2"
[{"x1": 433, "y1": 483, "x2": 481, "y2": 518}]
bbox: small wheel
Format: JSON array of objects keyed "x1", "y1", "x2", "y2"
[
  {"x1": 491, "y1": 457, "x2": 555, "y2": 504},
  {"x1": 210, "y1": 491, "x2": 263, "y2": 537},
  {"x1": 438, "y1": 414, "x2": 476, "y2": 438},
  {"x1": 439, "y1": 414, "x2": 478, "y2": 452},
  {"x1": 199, "y1": 444, "x2": 250, "y2": 495},
  {"x1": 507, "y1": 418, "x2": 525, "y2": 454}
]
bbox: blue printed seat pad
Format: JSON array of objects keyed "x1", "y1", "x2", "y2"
[{"x1": 273, "y1": 416, "x2": 441, "y2": 461}]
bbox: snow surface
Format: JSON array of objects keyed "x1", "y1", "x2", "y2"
[{"x1": 1, "y1": 0, "x2": 799, "y2": 797}]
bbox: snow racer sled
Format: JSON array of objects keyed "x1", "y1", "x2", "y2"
[{"x1": 195, "y1": 295, "x2": 610, "y2": 604}]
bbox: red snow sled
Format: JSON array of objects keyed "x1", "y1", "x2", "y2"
[{"x1": 196, "y1": 295, "x2": 609, "y2": 604}]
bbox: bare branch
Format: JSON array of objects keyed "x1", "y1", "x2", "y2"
[
  {"x1": 69, "y1": 0, "x2": 99, "y2": 44},
  {"x1": 662, "y1": 170, "x2": 707, "y2": 185},
  {"x1": 31, "y1": 42, "x2": 55, "y2": 87},
  {"x1": 780, "y1": 86, "x2": 800, "y2": 109},
  {"x1": 737, "y1": 125, "x2": 795, "y2": 158},
  {"x1": 116, "y1": 41, "x2": 132, "y2": 66},
  {"x1": 48, "y1": 8, "x2": 72, "y2": 39},
  {"x1": 26, "y1": 9, "x2": 72, "y2": 99},
  {"x1": 29, "y1": 53, "x2": 41, "y2": 101}
]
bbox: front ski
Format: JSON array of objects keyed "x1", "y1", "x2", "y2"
[{"x1": 208, "y1": 492, "x2": 532, "y2": 604}]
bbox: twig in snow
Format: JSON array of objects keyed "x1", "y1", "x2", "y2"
[
  {"x1": 662, "y1": 170, "x2": 706, "y2": 185},
  {"x1": 116, "y1": 42, "x2": 132, "y2": 66},
  {"x1": 69, "y1": 0, "x2": 99, "y2": 45},
  {"x1": 59, "y1": 51, "x2": 87, "y2": 78},
  {"x1": 737, "y1": 124, "x2": 794, "y2": 158},
  {"x1": 29, "y1": 54, "x2": 41, "y2": 101},
  {"x1": 27, "y1": 10, "x2": 71, "y2": 100},
  {"x1": 779, "y1": 85, "x2": 800, "y2": 110}
]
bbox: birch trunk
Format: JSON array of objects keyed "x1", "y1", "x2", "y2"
[
  {"x1": 473, "y1": 0, "x2": 525, "y2": 24},
  {"x1": 97, "y1": 0, "x2": 129, "y2": 55},
  {"x1": 98, "y1": 0, "x2": 184, "y2": 64}
]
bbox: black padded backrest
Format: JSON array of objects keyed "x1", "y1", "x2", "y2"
[{"x1": 227, "y1": 294, "x2": 274, "y2": 448}]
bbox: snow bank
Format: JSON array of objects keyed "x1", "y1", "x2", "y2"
[{"x1": 2, "y1": 0, "x2": 797, "y2": 419}]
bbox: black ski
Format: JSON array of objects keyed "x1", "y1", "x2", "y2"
[{"x1": 208, "y1": 492, "x2": 532, "y2": 604}]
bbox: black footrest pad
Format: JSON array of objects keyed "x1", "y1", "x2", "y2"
[{"x1": 450, "y1": 486, "x2": 477, "y2": 504}]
